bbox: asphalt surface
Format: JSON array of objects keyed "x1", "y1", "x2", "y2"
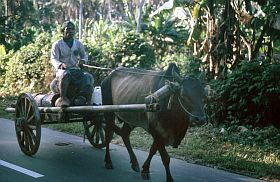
[{"x1": 0, "y1": 118, "x2": 263, "y2": 182}]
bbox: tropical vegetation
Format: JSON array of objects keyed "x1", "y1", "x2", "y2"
[{"x1": 0, "y1": 0, "x2": 279, "y2": 181}]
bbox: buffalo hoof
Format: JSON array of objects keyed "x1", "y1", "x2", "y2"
[
  {"x1": 131, "y1": 164, "x2": 140, "y2": 172},
  {"x1": 105, "y1": 163, "x2": 114, "y2": 169},
  {"x1": 141, "y1": 171, "x2": 150, "y2": 180},
  {"x1": 167, "y1": 177, "x2": 174, "y2": 182}
]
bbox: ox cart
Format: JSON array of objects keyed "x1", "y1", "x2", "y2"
[{"x1": 5, "y1": 86, "x2": 159, "y2": 156}]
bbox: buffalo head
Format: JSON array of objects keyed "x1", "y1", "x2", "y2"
[{"x1": 173, "y1": 70, "x2": 208, "y2": 126}]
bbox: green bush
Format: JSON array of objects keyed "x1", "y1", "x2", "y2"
[
  {"x1": 183, "y1": 56, "x2": 205, "y2": 77},
  {"x1": 0, "y1": 45, "x2": 6, "y2": 56},
  {"x1": 207, "y1": 60, "x2": 280, "y2": 128},
  {"x1": 84, "y1": 41, "x2": 116, "y2": 85},
  {"x1": 83, "y1": 20, "x2": 155, "y2": 85},
  {"x1": 0, "y1": 33, "x2": 52, "y2": 96},
  {"x1": 0, "y1": 48, "x2": 12, "y2": 82},
  {"x1": 84, "y1": 31, "x2": 155, "y2": 85},
  {"x1": 0, "y1": 25, "x2": 156, "y2": 95},
  {"x1": 114, "y1": 33, "x2": 155, "y2": 69}
]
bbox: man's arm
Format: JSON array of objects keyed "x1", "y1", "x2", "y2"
[
  {"x1": 79, "y1": 42, "x2": 88, "y2": 64},
  {"x1": 51, "y1": 42, "x2": 63, "y2": 70}
]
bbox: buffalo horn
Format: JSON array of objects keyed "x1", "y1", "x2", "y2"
[
  {"x1": 198, "y1": 69, "x2": 207, "y2": 79},
  {"x1": 172, "y1": 68, "x2": 183, "y2": 83}
]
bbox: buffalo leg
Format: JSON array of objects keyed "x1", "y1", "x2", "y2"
[
  {"x1": 158, "y1": 143, "x2": 173, "y2": 182},
  {"x1": 120, "y1": 123, "x2": 140, "y2": 172},
  {"x1": 104, "y1": 114, "x2": 115, "y2": 169},
  {"x1": 141, "y1": 140, "x2": 158, "y2": 180}
]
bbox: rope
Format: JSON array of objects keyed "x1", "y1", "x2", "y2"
[
  {"x1": 83, "y1": 64, "x2": 112, "y2": 70},
  {"x1": 177, "y1": 97, "x2": 205, "y2": 119},
  {"x1": 83, "y1": 64, "x2": 175, "y2": 78},
  {"x1": 83, "y1": 63, "x2": 205, "y2": 119},
  {"x1": 116, "y1": 69, "x2": 173, "y2": 78}
]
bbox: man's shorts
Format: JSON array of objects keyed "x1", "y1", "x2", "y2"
[{"x1": 50, "y1": 68, "x2": 94, "y2": 95}]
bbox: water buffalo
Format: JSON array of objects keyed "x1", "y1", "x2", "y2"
[{"x1": 101, "y1": 63, "x2": 208, "y2": 182}]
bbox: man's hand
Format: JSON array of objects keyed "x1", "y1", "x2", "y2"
[
  {"x1": 58, "y1": 63, "x2": 67, "y2": 70},
  {"x1": 78, "y1": 60, "x2": 85, "y2": 69}
]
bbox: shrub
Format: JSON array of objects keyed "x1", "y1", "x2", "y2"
[
  {"x1": 0, "y1": 33, "x2": 52, "y2": 96},
  {"x1": 83, "y1": 41, "x2": 116, "y2": 85},
  {"x1": 114, "y1": 33, "x2": 155, "y2": 69},
  {"x1": 84, "y1": 32, "x2": 156, "y2": 85},
  {"x1": 0, "y1": 46, "x2": 12, "y2": 84},
  {"x1": 0, "y1": 45, "x2": 6, "y2": 56},
  {"x1": 82, "y1": 20, "x2": 154, "y2": 85},
  {"x1": 207, "y1": 60, "x2": 280, "y2": 128}
]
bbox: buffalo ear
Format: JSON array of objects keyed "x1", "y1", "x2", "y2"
[
  {"x1": 172, "y1": 68, "x2": 183, "y2": 83},
  {"x1": 198, "y1": 71, "x2": 206, "y2": 79},
  {"x1": 204, "y1": 85, "x2": 211, "y2": 97},
  {"x1": 204, "y1": 85, "x2": 216, "y2": 99}
]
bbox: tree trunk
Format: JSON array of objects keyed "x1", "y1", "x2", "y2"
[
  {"x1": 4, "y1": 0, "x2": 13, "y2": 16},
  {"x1": 3, "y1": 0, "x2": 14, "y2": 43},
  {"x1": 79, "y1": 0, "x2": 83, "y2": 40},
  {"x1": 33, "y1": 0, "x2": 38, "y2": 9},
  {"x1": 136, "y1": 0, "x2": 145, "y2": 34},
  {"x1": 107, "y1": 0, "x2": 112, "y2": 22},
  {"x1": 252, "y1": 19, "x2": 269, "y2": 60},
  {"x1": 129, "y1": 0, "x2": 134, "y2": 20}
]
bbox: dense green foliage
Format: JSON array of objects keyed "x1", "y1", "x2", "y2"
[
  {"x1": 142, "y1": 9, "x2": 189, "y2": 64},
  {"x1": 0, "y1": 1, "x2": 279, "y2": 180},
  {"x1": 207, "y1": 60, "x2": 280, "y2": 128},
  {"x1": 0, "y1": 33, "x2": 52, "y2": 95},
  {"x1": 1, "y1": 1, "x2": 280, "y2": 128},
  {"x1": 1, "y1": 26, "x2": 280, "y2": 128},
  {"x1": 0, "y1": 27, "x2": 156, "y2": 93},
  {"x1": 0, "y1": 1, "x2": 49, "y2": 51},
  {"x1": 114, "y1": 33, "x2": 155, "y2": 69}
]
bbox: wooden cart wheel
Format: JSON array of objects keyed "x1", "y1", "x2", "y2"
[
  {"x1": 83, "y1": 114, "x2": 107, "y2": 149},
  {"x1": 15, "y1": 93, "x2": 41, "y2": 156}
]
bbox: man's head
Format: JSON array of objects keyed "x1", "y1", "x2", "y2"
[{"x1": 61, "y1": 21, "x2": 75, "y2": 40}]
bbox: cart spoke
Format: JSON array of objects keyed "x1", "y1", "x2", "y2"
[
  {"x1": 27, "y1": 114, "x2": 35, "y2": 124},
  {"x1": 95, "y1": 129, "x2": 100, "y2": 144},
  {"x1": 19, "y1": 132, "x2": 24, "y2": 145},
  {"x1": 26, "y1": 102, "x2": 32, "y2": 118},
  {"x1": 27, "y1": 126, "x2": 36, "y2": 142},
  {"x1": 18, "y1": 102, "x2": 25, "y2": 117},
  {"x1": 28, "y1": 125, "x2": 37, "y2": 130},
  {"x1": 87, "y1": 121, "x2": 95, "y2": 128},
  {"x1": 26, "y1": 128, "x2": 34, "y2": 150},
  {"x1": 84, "y1": 116, "x2": 107, "y2": 149},
  {"x1": 15, "y1": 123, "x2": 22, "y2": 132},
  {"x1": 100, "y1": 129, "x2": 105, "y2": 143},
  {"x1": 24, "y1": 130, "x2": 29, "y2": 151},
  {"x1": 90, "y1": 127, "x2": 96, "y2": 140},
  {"x1": 21, "y1": 99, "x2": 27, "y2": 117},
  {"x1": 23, "y1": 98, "x2": 28, "y2": 117},
  {"x1": 23, "y1": 131, "x2": 29, "y2": 151}
]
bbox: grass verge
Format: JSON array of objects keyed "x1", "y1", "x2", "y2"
[{"x1": 0, "y1": 96, "x2": 16, "y2": 119}]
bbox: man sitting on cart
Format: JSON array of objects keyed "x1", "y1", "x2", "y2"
[{"x1": 50, "y1": 21, "x2": 93, "y2": 107}]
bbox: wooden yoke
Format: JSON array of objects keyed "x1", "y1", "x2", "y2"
[{"x1": 144, "y1": 81, "x2": 180, "y2": 108}]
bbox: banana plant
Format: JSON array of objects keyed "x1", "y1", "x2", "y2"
[{"x1": 141, "y1": 1, "x2": 193, "y2": 63}]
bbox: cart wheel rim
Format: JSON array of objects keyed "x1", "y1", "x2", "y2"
[
  {"x1": 15, "y1": 93, "x2": 41, "y2": 156},
  {"x1": 84, "y1": 116, "x2": 106, "y2": 149}
]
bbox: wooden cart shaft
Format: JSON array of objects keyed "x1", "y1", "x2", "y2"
[{"x1": 5, "y1": 103, "x2": 159, "y2": 114}]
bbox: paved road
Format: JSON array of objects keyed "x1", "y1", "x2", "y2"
[{"x1": 0, "y1": 118, "x2": 262, "y2": 182}]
